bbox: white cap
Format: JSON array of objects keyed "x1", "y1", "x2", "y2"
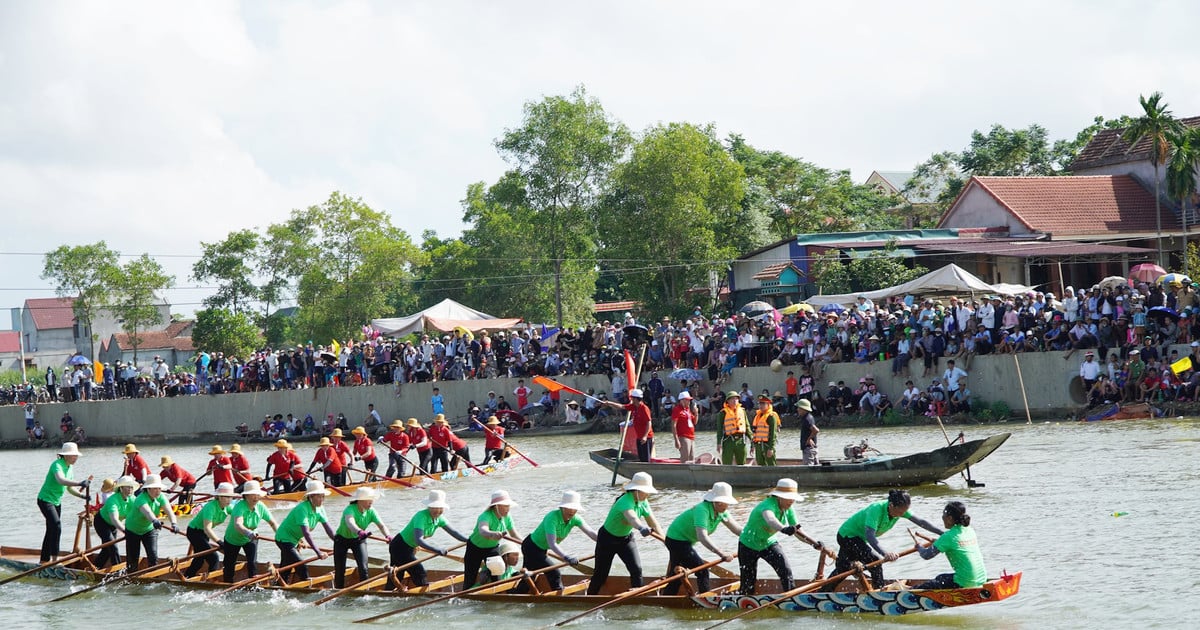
[
  {"x1": 498, "y1": 540, "x2": 521, "y2": 556},
  {"x1": 423, "y1": 489, "x2": 449, "y2": 509},
  {"x1": 352, "y1": 486, "x2": 378, "y2": 502},
  {"x1": 305, "y1": 480, "x2": 332, "y2": 497},
  {"x1": 629, "y1": 388, "x2": 644, "y2": 399},
  {"x1": 114, "y1": 475, "x2": 138, "y2": 490},
  {"x1": 488, "y1": 489, "x2": 517, "y2": 507},
  {"x1": 769, "y1": 478, "x2": 802, "y2": 501},
  {"x1": 702, "y1": 482, "x2": 738, "y2": 505},
  {"x1": 240, "y1": 480, "x2": 268, "y2": 496},
  {"x1": 140, "y1": 474, "x2": 166, "y2": 490},
  {"x1": 214, "y1": 482, "x2": 238, "y2": 498},
  {"x1": 677, "y1": 391, "x2": 692, "y2": 401},
  {"x1": 57, "y1": 442, "x2": 81, "y2": 457},
  {"x1": 624, "y1": 471, "x2": 657, "y2": 494},
  {"x1": 485, "y1": 556, "x2": 507, "y2": 576},
  {"x1": 558, "y1": 491, "x2": 583, "y2": 511}
]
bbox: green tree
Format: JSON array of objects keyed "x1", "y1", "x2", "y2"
[
  {"x1": 40, "y1": 242, "x2": 121, "y2": 359},
  {"x1": 257, "y1": 217, "x2": 316, "y2": 341},
  {"x1": 191, "y1": 229, "x2": 260, "y2": 315},
  {"x1": 958, "y1": 124, "x2": 1057, "y2": 176},
  {"x1": 1054, "y1": 115, "x2": 1135, "y2": 171},
  {"x1": 109, "y1": 254, "x2": 174, "y2": 365},
  {"x1": 191, "y1": 308, "x2": 262, "y2": 358},
  {"x1": 412, "y1": 230, "x2": 478, "y2": 310},
  {"x1": 809, "y1": 250, "x2": 852, "y2": 295},
  {"x1": 495, "y1": 85, "x2": 632, "y2": 327},
  {"x1": 598, "y1": 123, "x2": 746, "y2": 316},
  {"x1": 1167, "y1": 127, "x2": 1200, "y2": 274},
  {"x1": 1123, "y1": 92, "x2": 1184, "y2": 266},
  {"x1": 847, "y1": 244, "x2": 928, "y2": 291}
]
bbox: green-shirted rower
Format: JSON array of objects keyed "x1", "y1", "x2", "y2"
[
  {"x1": 36, "y1": 442, "x2": 92, "y2": 563},
  {"x1": 464, "y1": 490, "x2": 523, "y2": 588},
  {"x1": 275, "y1": 479, "x2": 337, "y2": 583},
  {"x1": 184, "y1": 482, "x2": 237, "y2": 578},
  {"x1": 223, "y1": 480, "x2": 279, "y2": 583},
  {"x1": 663, "y1": 482, "x2": 743, "y2": 595},
  {"x1": 124, "y1": 474, "x2": 178, "y2": 570},
  {"x1": 94, "y1": 476, "x2": 137, "y2": 568},
  {"x1": 388, "y1": 490, "x2": 469, "y2": 588},
  {"x1": 586, "y1": 472, "x2": 663, "y2": 595},
  {"x1": 737, "y1": 478, "x2": 822, "y2": 595},
  {"x1": 515, "y1": 490, "x2": 598, "y2": 593},
  {"x1": 333, "y1": 486, "x2": 392, "y2": 589},
  {"x1": 831, "y1": 489, "x2": 942, "y2": 589},
  {"x1": 915, "y1": 501, "x2": 987, "y2": 589}
]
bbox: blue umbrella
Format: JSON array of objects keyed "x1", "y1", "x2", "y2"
[
  {"x1": 818, "y1": 303, "x2": 846, "y2": 314},
  {"x1": 67, "y1": 355, "x2": 90, "y2": 366},
  {"x1": 669, "y1": 368, "x2": 705, "y2": 381},
  {"x1": 1146, "y1": 306, "x2": 1180, "y2": 322}
]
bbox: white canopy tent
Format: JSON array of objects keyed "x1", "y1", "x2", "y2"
[
  {"x1": 805, "y1": 263, "x2": 1035, "y2": 307},
  {"x1": 369, "y1": 298, "x2": 522, "y2": 336}
]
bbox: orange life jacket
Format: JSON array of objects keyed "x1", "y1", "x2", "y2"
[
  {"x1": 751, "y1": 408, "x2": 779, "y2": 443},
  {"x1": 722, "y1": 405, "x2": 746, "y2": 437}
]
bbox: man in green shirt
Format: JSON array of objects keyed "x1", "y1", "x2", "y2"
[
  {"x1": 36, "y1": 442, "x2": 91, "y2": 563},
  {"x1": 663, "y1": 482, "x2": 743, "y2": 595},
  {"x1": 515, "y1": 490, "x2": 598, "y2": 593},
  {"x1": 389, "y1": 490, "x2": 469, "y2": 587},
  {"x1": 916, "y1": 501, "x2": 987, "y2": 589},
  {"x1": 94, "y1": 476, "x2": 136, "y2": 568},
  {"x1": 275, "y1": 480, "x2": 337, "y2": 582},
  {"x1": 124, "y1": 474, "x2": 178, "y2": 570},
  {"x1": 737, "y1": 478, "x2": 814, "y2": 595},
  {"x1": 184, "y1": 482, "x2": 237, "y2": 578}
]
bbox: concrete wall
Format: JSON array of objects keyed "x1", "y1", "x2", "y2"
[{"x1": 1, "y1": 349, "x2": 1177, "y2": 443}]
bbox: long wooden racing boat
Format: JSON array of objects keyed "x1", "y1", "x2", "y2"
[
  {"x1": 453, "y1": 418, "x2": 601, "y2": 440},
  {"x1": 6, "y1": 551, "x2": 1021, "y2": 616},
  {"x1": 0, "y1": 546, "x2": 111, "y2": 583},
  {"x1": 1081, "y1": 402, "x2": 1158, "y2": 422},
  {"x1": 590, "y1": 433, "x2": 1011, "y2": 489},
  {"x1": 262, "y1": 454, "x2": 522, "y2": 503}
]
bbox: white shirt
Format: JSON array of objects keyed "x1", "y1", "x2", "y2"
[
  {"x1": 902, "y1": 386, "x2": 921, "y2": 401},
  {"x1": 943, "y1": 366, "x2": 968, "y2": 391},
  {"x1": 1080, "y1": 359, "x2": 1101, "y2": 380},
  {"x1": 976, "y1": 303, "x2": 995, "y2": 329}
]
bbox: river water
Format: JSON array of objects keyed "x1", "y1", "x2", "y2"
[{"x1": 1, "y1": 418, "x2": 1195, "y2": 629}]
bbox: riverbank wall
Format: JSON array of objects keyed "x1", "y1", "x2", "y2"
[{"x1": 0, "y1": 349, "x2": 1132, "y2": 446}]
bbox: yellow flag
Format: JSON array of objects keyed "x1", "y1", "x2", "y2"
[
  {"x1": 1171, "y1": 357, "x2": 1192, "y2": 375},
  {"x1": 331, "y1": 339, "x2": 341, "y2": 356}
]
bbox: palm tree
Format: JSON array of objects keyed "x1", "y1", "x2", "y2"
[
  {"x1": 1167, "y1": 127, "x2": 1200, "y2": 275},
  {"x1": 1123, "y1": 92, "x2": 1184, "y2": 267}
]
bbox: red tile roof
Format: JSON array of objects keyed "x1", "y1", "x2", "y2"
[
  {"x1": 1071, "y1": 116, "x2": 1200, "y2": 171},
  {"x1": 0, "y1": 330, "x2": 19, "y2": 354},
  {"x1": 912, "y1": 240, "x2": 1155, "y2": 258},
  {"x1": 25, "y1": 297, "x2": 76, "y2": 330},
  {"x1": 752, "y1": 262, "x2": 803, "y2": 281},
  {"x1": 112, "y1": 321, "x2": 194, "y2": 353},
  {"x1": 593, "y1": 301, "x2": 641, "y2": 314},
  {"x1": 940, "y1": 175, "x2": 1174, "y2": 236}
]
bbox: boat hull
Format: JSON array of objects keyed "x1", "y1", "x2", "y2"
[
  {"x1": 589, "y1": 433, "x2": 1011, "y2": 489},
  {"x1": 0, "y1": 547, "x2": 107, "y2": 583}
]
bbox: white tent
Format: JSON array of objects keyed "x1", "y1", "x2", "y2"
[
  {"x1": 369, "y1": 298, "x2": 522, "y2": 336},
  {"x1": 805, "y1": 263, "x2": 1034, "y2": 306}
]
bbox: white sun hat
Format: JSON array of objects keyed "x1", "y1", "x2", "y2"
[
  {"x1": 114, "y1": 475, "x2": 138, "y2": 490},
  {"x1": 352, "y1": 486, "x2": 378, "y2": 502},
  {"x1": 498, "y1": 540, "x2": 521, "y2": 556},
  {"x1": 702, "y1": 482, "x2": 738, "y2": 505},
  {"x1": 677, "y1": 391, "x2": 692, "y2": 400},
  {"x1": 769, "y1": 478, "x2": 802, "y2": 502},
  {"x1": 557, "y1": 491, "x2": 584, "y2": 511},
  {"x1": 629, "y1": 388, "x2": 644, "y2": 398},
  {"x1": 58, "y1": 442, "x2": 81, "y2": 457},
  {"x1": 240, "y1": 479, "x2": 268, "y2": 496},
  {"x1": 140, "y1": 474, "x2": 166, "y2": 490},
  {"x1": 423, "y1": 489, "x2": 449, "y2": 509},
  {"x1": 488, "y1": 489, "x2": 517, "y2": 507},
  {"x1": 624, "y1": 471, "x2": 658, "y2": 494},
  {"x1": 305, "y1": 480, "x2": 332, "y2": 497},
  {"x1": 214, "y1": 482, "x2": 238, "y2": 498}
]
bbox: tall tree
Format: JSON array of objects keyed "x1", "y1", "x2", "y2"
[
  {"x1": 191, "y1": 308, "x2": 262, "y2": 359},
  {"x1": 958, "y1": 124, "x2": 1057, "y2": 176},
  {"x1": 1123, "y1": 92, "x2": 1184, "y2": 266},
  {"x1": 599, "y1": 123, "x2": 746, "y2": 316},
  {"x1": 41, "y1": 242, "x2": 120, "y2": 359},
  {"x1": 191, "y1": 229, "x2": 260, "y2": 315},
  {"x1": 257, "y1": 217, "x2": 316, "y2": 341},
  {"x1": 494, "y1": 85, "x2": 632, "y2": 327},
  {"x1": 1167, "y1": 127, "x2": 1200, "y2": 275},
  {"x1": 109, "y1": 254, "x2": 174, "y2": 365}
]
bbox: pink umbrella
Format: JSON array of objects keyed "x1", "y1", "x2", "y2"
[{"x1": 1129, "y1": 263, "x2": 1167, "y2": 284}]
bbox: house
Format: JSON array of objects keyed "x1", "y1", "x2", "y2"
[
  {"x1": 864, "y1": 170, "x2": 949, "y2": 228},
  {"x1": 100, "y1": 320, "x2": 195, "y2": 368},
  {"x1": 11, "y1": 296, "x2": 177, "y2": 369},
  {"x1": 1070, "y1": 116, "x2": 1200, "y2": 184},
  {"x1": 0, "y1": 330, "x2": 21, "y2": 372},
  {"x1": 751, "y1": 262, "x2": 804, "y2": 301}
]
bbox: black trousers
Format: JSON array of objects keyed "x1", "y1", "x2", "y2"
[
  {"x1": 587, "y1": 527, "x2": 641, "y2": 595},
  {"x1": 448, "y1": 447, "x2": 471, "y2": 470},
  {"x1": 324, "y1": 470, "x2": 347, "y2": 487},
  {"x1": 463, "y1": 541, "x2": 500, "y2": 588},
  {"x1": 636, "y1": 437, "x2": 654, "y2": 463},
  {"x1": 738, "y1": 541, "x2": 792, "y2": 595},
  {"x1": 832, "y1": 533, "x2": 884, "y2": 588},
  {"x1": 271, "y1": 476, "x2": 293, "y2": 494},
  {"x1": 914, "y1": 573, "x2": 958, "y2": 590},
  {"x1": 126, "y1": 529, "x2": 160, "y2": 570},
  {"x1": 361, "y1": 457, "x2": 379, "y2": 475},
  {"x1": 430, "y1": 447, "x2": 450, "y2": 474},
  {"x1": 276, "y1": 540, "x2": 307, "y2": 581},
  {"x1": 94, "y1": 516, "x2": 121, "y2": 568},
  {"x1": 333, "y1": 535, "x2": 368, "y2": 589},
  {"x1": 416, "y1": 449, "x2": 432, "y2": 473},
  {"x1": 185, "y1": 527, "x2": 220, "y2": 577},
  {"x1": 480, "y1": 448, "x2": 505, "y2": 465},
  {"x1": 388, "y1": 536, "x2": 427, "y2": 586},
  {"x1": 515, "y1": 535, "x2": 560, "y2": 592},
  {"x1": 223, "y1": 539, "x2": 258, "y2": 583},
  {"x1": 663, "y1": 536, "x2": 710, "y2": 595},
  {"x1": 386, "y1": 452, "x2": 407, "y2": 478},
  {"x1": 37, "y1": 499, "x2": 61, "y2": 563}
]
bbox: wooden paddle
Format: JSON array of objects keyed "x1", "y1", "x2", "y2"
[
  {"x1": 304, "y1": 471, "x2": 353, "y2": 497},
  {"x1": 934, "y1": 415, "x2": 973, "y2": 486},
  {"x1": 701, "y1": 546, "x2": 919, "y2": 630},
  {"x1": 0, "y1": 535, "x2": 125, "y2": 587},
  {"x1": 648, "y1": 532, "x2": 737, "y2": 580},
  {"x1": 501, "y1": 535, "x2": 594, "y2": 577},
  {"x1": 552, "y1": 555, "x2": 727, "y2": 627},
  {"x1": 353, "y1": 553, "x2": 596, "y2": 624},
  {"x1": 376, "y1": 440, "x2": 433, "y2": 477},
  {"x1": 346, "y1": 466, "x2": 416, "y2": 488},
  {"x1": 790, "y1": 529, "x2": 838, "y2": 562},
  {"x1": 47, "y1": 544, "x2": 219, "y2": 602},
  {"x1": 206, "y1": 554, "x2": 322, "y2": 598},
  {"x1": 311, "y1": 541, "x2": 469, "y2": 606},
  {"x1": 477, "y1": 424, "x2": 540, "y2": 468}
]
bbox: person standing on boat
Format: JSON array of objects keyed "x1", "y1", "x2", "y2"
[
  {"x1": 328, "y1": 429, "x2": 354, "y2": 477},
  {"x1": 228, "y1": 444, "x2": 253, "y2": 491},
  {"x1": 309, "y1": 437, "x2": 347, "y2": 488},
  {"x1": 914, "y1": 501, "x2": 986, "y2": 590},
  {"x1": 602, "y1": 388, "x2": 654, "y2": 462},
  {"x1": 480, "y1": 416, "x2": 507, "y2": 465},
  {"x1": 333, "y1": 486, "x2": 392, "y2": 589},
  {"x1": 351, "y1": 426, "x2": 379, "y2": 478},
  {"x1": 94, "y1": 476, "x2": 136, "y2": 569},
  {"x1": 738, "y1": 478, "x2": 813, "y2": 595},
  {"x1": 266, "y1": 439, "x2": 305, "y2": 494},
  {"x1": 464, "y1": 490, "x2": 523, "y2": 588},
  {"x1": 379, "y1": 420, "x2": 412, "y2": 478},
  {"x1": 671, "y1": 391, "x2": 697, "y2": 463},
  {"x1": 427, "y1": 414, "x2": 454, "y2": 474},
  {"x1": 158, "y1": 456, "x2": 197, "y2": 505},
  {"x1": 798, "y1": 399, "x2": 819, "y2": 465},
  {"x1": 183, "y1": 482, "x2": 236, "y2": 579},
  {"x1": 206, "y1": 445, "x2": 235, "y2": 490},
  {"x1": 406, "y1": 418, "x2": 433, "y2": 473},
  {"x1": 275, "y1": 480, "x2": 336, "y2": 583},
  {"x1": 389, "y1": 490, "x2": 470, "y2": 588},
  {"x1": 586, "y1": 472, "x2": 662, "y2": 595},
  {"x1": 124, "y1": 474, "x2": 177, "y2": 570},
  {"x1": 831, "y1": 489, "x2": 943, "y2": 589},
  {"x1": 223, "y1": 480, "x2": 279, "y2": 583},
  {"x1": 662, "y1": 482, "x2": 743, "y2": 596},
  {"x1": 516, "y1": 491, "x2": 597, "y2": 593},
  {"x1": 446, "y1": 426, "x2": 472, "y2": 471},
  {"x1": 37, "y1": 442, "x2": 91, "y2": 563},
  {"x1": 750, "y1": 395, "x2": 781, "y2": 466},
  {"x1": 121, "y1": 444, "x2": 151, "y2": 486},
  {"x1": 717, "y1": 391, "x2": 749, "y2": 465}
]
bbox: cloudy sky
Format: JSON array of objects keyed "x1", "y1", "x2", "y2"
[{"x1": 3, "y1": 0, "x2": 1199, "y2": 323}]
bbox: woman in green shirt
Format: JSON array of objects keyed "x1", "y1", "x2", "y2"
[
  {"x1": 275, "y1": 480, "x2": 337, "y2": 582},
  {"x1": 333, "y1": 486, "x2": 392, "y2": 589},
  {"x1": 388, "y1": 490, "x2": 469, "y2": 588},
  {"x1": 94, "y1": 476, "x2": 137, "y2": 568},
  {"x1": 36, "y1": 442, "x2": 91, "y2": 563},
  {"x1": 124, "y1": 474, "x2": 178, "y2": 570},
  {"x1": 663, "y1": 482, "x2": 743, "y2": 595},
  {"x1": 184, "y1": 482, "x2": 237, "y2": 578},
  {"x1": 831, "y1": 489, "x2": 942, "y2": 589},
  {"x1": 515, "y1": 490, "x2": 597, "y2": 593},
  {"x1": 586, "y1": 472, "x2": 662, "y2": 595},
  {"x1": 737, "y1": 478, "x2": 816, "y2": 595},
  {"x1": 464, "y1": 490, "x2": 523, "y2": 588},
  {"x1": 222, "y1": 480, "x2": 279, "y2": 583},
  {"x1": 915, "y1": 501, "x2": 987, "y2": 589}
]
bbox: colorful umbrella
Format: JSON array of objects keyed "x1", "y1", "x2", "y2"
[
  {"x1": 1146, "y1": 306, "x2": 1180, "y2": 322},
  {"x1": 669, "y1": 368, "x2": 705, "y2": 381},
  {"x1": 818, "y1": 303, "x2": 847, "y2": 314},
  {"x1": 1158, "y1": 273, "x2": 1192, "y2": 286},
  {"x1": 738, "y1": 301, "x2": 775, "y2": 317},
  {"x1": 1129, "y1": 263, "x2": 1167, "y2": 283},
  {"x1": 67, "y1": 354, "x2": 90, "y2": 366},
  {"x1": 779, "y1": 303, "x2": 815, "y2": 315},
  {"x1": 1097, "y1": 276, "x2": 1129, "y2": 291}
]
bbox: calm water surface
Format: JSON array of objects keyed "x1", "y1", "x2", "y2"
[{"x1": 1, "y1": 419, "x2": 1196, "y2": 629}]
